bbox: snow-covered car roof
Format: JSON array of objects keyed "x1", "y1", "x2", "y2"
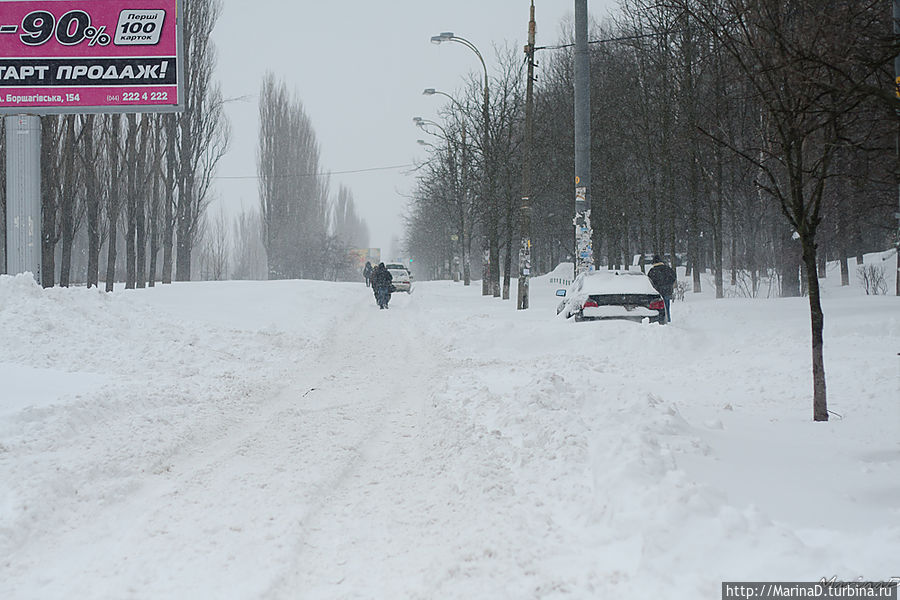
[{"x1": 574, "y1": 270, "x2": 659, "y2": 295}]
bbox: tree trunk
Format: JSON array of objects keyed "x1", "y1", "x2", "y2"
[
  {"x1": 490, "y1": 216, "x2": 500, "y2": 297},
  {"x1": 105, "y1": 115, "x2": 121, "y2": 293},
  {"x1": 162, "y1": 114, "x2": 175, "y2": 284},
  {"x1": 713, "y1": 148, "x2": 724, "y2": 298},
  {"x1": 730, "y1": 204, "x2": 737, "y2": 286},
  {"x1": 801, "y1": 236, "x2": 828, "y2": 421},
  {"x1": 40, "y1": 117, "x2": 59, "y2": 288},
  {"x1": 481, "y1": 233, "x2": 490, "y2": 295},
  {"x1": 135, "y1": 117, "x2": 150, "y2": 288},
  {"x1": 463, "y1": 229, "x2": 471, "y2": 286},
  {"x1": 124, "y1": 115, "x2": 138, "y2": 289},
  {"x1": 84, "y1": 116, "x2": 100, "y2": 289},
  {"x1": 58, "y1": 116, "x2": 77, "y2": 287},
  {"x1": 105, "y1": 206, "x2": 119, "y2": 292},
  {"x1": 148, "y1": 123, "x2": 161, "y2": 288},
  {"x1": 502, "y1": 217, "x2": 512, "y2": 300},
  {"x1": 780, "y1": 229, "x2": 801, "y2": 297}
]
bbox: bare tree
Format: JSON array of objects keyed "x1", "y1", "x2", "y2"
[
  {"x1": 80, "y1": 115, "x2": 104, "y2": 289},
  {"x1": 198, "y1": 207, "x2": 229, "y2": 281},
  {"x1": 104, "y1": 115, "x2": 123, "y2": 292},
  {"x1": 258, "y1": 73, "x2": 329, "y2": 280},
  {"x1": 332, "y1": 185, "x2": 370, "y2": 250},
  {"x1": 174, "y1": 0, "x2": 229, "y2": 281},
  {"x1": 675, "y1": 0, "x2": 890, "y2": 420},
  {"x1": 58, "y1": 115, "x2": 82, "y2": 287},
  {"x1": 231, "y1": 209, "x2": 267, "y2": 280}
]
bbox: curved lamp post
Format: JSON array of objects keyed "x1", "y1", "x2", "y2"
[
  {"x1": 413, "y1": 116, "x2": 448, "y2": 138},
  {"x1": 431, "y1": 32, "x2": 494, "y2": 296},
  {"x1": 422, "y1": 87, "x2": 467, "y2": 113}
]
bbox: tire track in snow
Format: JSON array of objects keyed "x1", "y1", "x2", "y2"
[
  {"x1": 264, "y1": 291, "x2": 452, "y2": 599},
  {"x1": 1, "y1": 285, "x2": 442, "y2": 599}
]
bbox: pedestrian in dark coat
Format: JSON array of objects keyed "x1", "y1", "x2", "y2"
[
  {"x1": 647, "y1": 255, "x2": 677, "y2": 324},
  {"x1": 363, "y1": 261, "x2": 373, "y2": 288},
  {"x1": 371, "y1": 263, "x2": 393, "y2": 309}
]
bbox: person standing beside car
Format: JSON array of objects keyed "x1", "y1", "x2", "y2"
[{"x1": 647, "y1": 255, "x2": 677, "y2": 324}]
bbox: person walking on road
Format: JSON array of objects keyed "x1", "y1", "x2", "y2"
[
  {"x1": 371, "y1": 262, "x2": 393, "y2": 309},
  {"x1": 647, "y1": 255, "x2": 677, "y2": 324},
  {"x1": 363, "y1": 261, "x2": 373, "y2": 288}
]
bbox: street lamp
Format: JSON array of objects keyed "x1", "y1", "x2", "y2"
[
  {"x1": 413, "y1": 116, "x2": 448, "y2": 137},
  {"x1": 422, "y1": 87, "x2": 467, "y2": 113},
  {"x1": 430, "y1": 31, "x2": 494, "y2": 296}
]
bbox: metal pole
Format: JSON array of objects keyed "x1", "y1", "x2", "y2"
[
  {"x1": 482, "y1": 68, "x2": 493, "y2": 296},
  {"x1": 894, "y1": 0, "x2": 900, "y2": 296},
  {"x1": 517, "y1": 1, "x2": 536, "y2": 310},
  {"x1": 574, "y1": 0, "x2": 594, "y2": 277},
  {"x1": 5, "y1": 115, "x2": 41, "y2": 282}
]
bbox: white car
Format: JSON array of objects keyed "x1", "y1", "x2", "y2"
[
  {"x1": 556, "y1": 270, "x2": 665, "y2": 324},
  {"x1": 385, "y1": 263, "x2": 412, "y2": 293}
]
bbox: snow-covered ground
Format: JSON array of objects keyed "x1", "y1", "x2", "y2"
[{"x1": 1, "y1": 252, "x2": 898, "y2": 599}]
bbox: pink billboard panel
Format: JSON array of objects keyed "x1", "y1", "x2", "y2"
[{"x1": 0, "y1": 0, "x2": 181, "y2": 112}]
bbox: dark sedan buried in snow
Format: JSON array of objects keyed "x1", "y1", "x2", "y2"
[{"x1": 556, "y1": 270, "x2": 666, "y2": 324}]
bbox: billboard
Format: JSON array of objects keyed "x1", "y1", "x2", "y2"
[
  {"x1": 0, "y1": 0, "x2": 182, "y2": 113},
  {"x1": 349, "y1": 248, "x2": 381, "y2": 270}
]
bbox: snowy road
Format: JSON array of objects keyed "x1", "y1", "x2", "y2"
[
  {"x1": 1, "y1": 265, "x2": 898, "y2": 599},
  {"x1": 1, "y1": 283, "x2": 456, "y2": 598}
]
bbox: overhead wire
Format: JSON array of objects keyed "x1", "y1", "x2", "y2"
[{"x1": 214, "y1": 163, "x2": 415, "y2": 180}]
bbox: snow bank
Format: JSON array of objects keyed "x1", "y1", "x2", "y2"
[
  {"x1": 1, "y1": 254, "x2": 897, "y2": 598},
  {"x1": 0, "y1": 275, "x2": 337, "y2": 597}
]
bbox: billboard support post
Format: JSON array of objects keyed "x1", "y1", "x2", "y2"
[{"x1": 5, "y1": 115, "x2": 41, "y2": 281}]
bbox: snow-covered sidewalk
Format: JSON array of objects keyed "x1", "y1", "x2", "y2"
[{"x1": 0, "y1": 264, "x2": 898, "y2": 599}]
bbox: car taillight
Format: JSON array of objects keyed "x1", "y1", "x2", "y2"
[
  {"x1": 649, "y1": 299, "x2": 664, "y2": 310},
  {"x1": 582, "y1": 299, "x2": 599, "y2": 308}
]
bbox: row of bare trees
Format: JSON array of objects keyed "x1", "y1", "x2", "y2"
[
  {"x1": 407, "y1": 2, "x2": 896, "y2": 300},
  {"x1": 257, "y1": 73, "x2": 370, "y2": 282},
  {"x1": 407, "y1": 47, "x2": 527, "y2": 297},
  {"x1": 0, "y1": 0, "x2": 229, "y2": 289},
  {"x1": 405, "y1": 0, "x2": 898, "y2": 420}
]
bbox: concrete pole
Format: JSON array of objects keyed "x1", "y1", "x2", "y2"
[
  {"x1": 482, "y1": 65, "x2": 493, "y2": 297},
  {"x1": 5, "y1": 115, "x2": 41, "y2": 282},
  {"x1": 517, "y1": 1, "x2": 536, "y2": 310},
  {"x1": 574, "y1": 0, "x2": 594, "y2": 277}
]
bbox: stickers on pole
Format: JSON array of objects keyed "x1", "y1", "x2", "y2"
[
  {"x1": 574, "y1": 204, "x2": 594, "y2": 276},
  {"x1": 0, "y1": 1, "x2": 183, "y2": 113}
]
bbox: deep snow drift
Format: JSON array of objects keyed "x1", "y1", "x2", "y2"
[{"x1": 0, "y1": 253, "x2": 898, "y2": 599}]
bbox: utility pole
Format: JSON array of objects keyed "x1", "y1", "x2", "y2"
[
  {"x1": 894, "y1": 0, "x2": 900, "y2": 295},
  {"x1": 517, "y1": 1, "x2": 536, "y2": 310},
  {"x1": 574, "y1": 0, "x2": 594, "y2": 277}
]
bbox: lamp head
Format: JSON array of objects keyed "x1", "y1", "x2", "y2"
[
  {"x1": 422, "y1": 88, "x2": 436, "y2": 96},
  {"x1": 431, "y1": 32, "x2": 454, "y2": 44}
]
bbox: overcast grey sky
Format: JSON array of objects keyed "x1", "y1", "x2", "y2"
[{"x1": 210, "y1": 0, "x2": 619, "y2": 256}]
